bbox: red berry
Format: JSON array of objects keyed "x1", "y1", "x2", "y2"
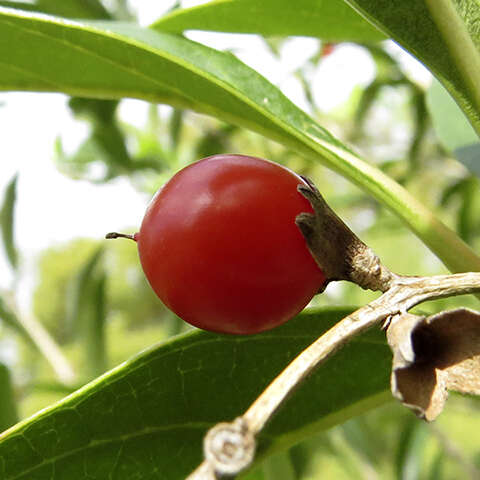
[
  {"x1": 135, "y1": 154, "x2": 325, "y2": 334},
  {"x1": 321, "y1": 43, "x2": 336, "y2": 57}
]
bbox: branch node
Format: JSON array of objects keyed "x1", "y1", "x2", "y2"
[{"x1": 203, "y1": 417, "x2": 256, "y2": 476}]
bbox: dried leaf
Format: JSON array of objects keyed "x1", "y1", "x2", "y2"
[{"x1": 386, "y1": 308, "x2": 480, "y2": 421}]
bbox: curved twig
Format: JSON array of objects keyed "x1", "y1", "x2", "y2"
[{"x1": 187, "y1": 272, "x2": 480, "y2": 479}]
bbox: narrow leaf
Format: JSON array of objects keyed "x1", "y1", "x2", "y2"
[
  {"x1": 426, "y1": 449, "x2": 444, "y2": 480},
  {"x1": 0, "y1": 0, "x2": 110, "y2": 19},
  {"x1": 0, "y1": 363, "x2": 17, "y2": 432},
  {"x1": 169, "y1": 108, "x2": 183, "y2": 148},
  {"x1": 0, "y1": 307, "x2": 392, "y2": 480},
  {"x1": 60, "y1": 98, "x2": 136, "y2": 180},
  {"x1": 343, "y1": 0, "x2": 480, "y2": 135},
  {"x1": 67, "y1": 247, "x2": 107, "y2": 378},
  {"x1": 0, "y1": 294, "x2": 75, "y2": 383},
  {"x1": 426, "y1": 79, "x2": 480, "y2": 179},
  {"x1": 0, "y1": 174, "x2": 18, "y2": 271},
  {"x1": 0, "y1": 2, "x2": 40, "y2": 12},
  {"x1": 424, "y1": 0, "x2": 480, "y2": 124},
  {"x1": 152, "y1": 0, "x2": 386, "y2": 43},
  {"x1": 454, "y1": 144, "x2": 480, "y2": 178},
  {"x1": 0, "y1": 294, "x2": 29, "y2": 339},
  {"x1": 426, "y1": 79, "x2": 478, "y2": 152},
  {"x1": 394, "y1": 417, "x2": 428, "y2": 480},
  {"x1": 0, "y1": 10, "x2": 479, "y2": 273},
  {"x1": 262, "y1": 451, "x2": 297, "y2": 480}
]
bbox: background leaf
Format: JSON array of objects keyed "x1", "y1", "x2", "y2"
[
  {"x1": 426, "y1": 79, "x2": 478, "y2": 153},
  {"x1": 343, "y1": 0, "x2": 480, "y2": 135},
  {"x1": 0, "y1": 0, "x2": 110, "y2": 19},
  {"x1": 262, "y1": 451, "x2": 297, "y2": 480},
  {"x1": 0, "y1": 363, "x2": 18, "y2": 433},
  {"x1": 454, "y1": 145, "x2": 480, "y2": 179},
  {"x1": 0, "y1": 9, "x2": 478, "y2": 275},
  {"x1": 0, "y1": 294, "x2": 29, "y2": 340},
  {"x1": 0, "y1": 307, "x2": 392, "y2": 480},
  {"x1": 394, "y1": 417, "x2": 429, "y2": 480},
  {"x1": 152, "y1": 0, "x2": 386, "y2": 43},
  {"x1": 426, "y1": 78, "x2": 480, "y2": 181},
  {"x1": 0, "y1": 294, "x2": 75, "y2": 384},
  {"x1": 66, "y1": 247, "x2": 107, "y2": 378},
  {"x1": 0, "y1": 174, "x2": 18, "y2": 271}
]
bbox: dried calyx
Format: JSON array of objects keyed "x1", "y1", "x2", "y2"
[
  {"x1": 296, "y1": 178, "x2": 394, "y2": 292},
  {"x1": 387, "y1": 308, "x2": 480, "y2": 421}
]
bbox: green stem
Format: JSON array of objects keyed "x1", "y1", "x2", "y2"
[{"x1": 425, "y1": 0, "x2": 480, "y2": 136}]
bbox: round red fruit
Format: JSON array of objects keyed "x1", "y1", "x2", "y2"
[{"x1": 136, "y1": 154, "x2": 325, "y2": 334}]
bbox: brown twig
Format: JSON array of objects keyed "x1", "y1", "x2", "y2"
[{"x1": 187, "y1": 272, "x2": 480, "y2": 479}]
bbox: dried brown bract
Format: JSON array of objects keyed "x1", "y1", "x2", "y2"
[
  {"x1": 296, "y1": 179, "x2": 394, "y2": 293},
  {"x1": 387, "y1": 308, "x2": 480, "y2": 421}
]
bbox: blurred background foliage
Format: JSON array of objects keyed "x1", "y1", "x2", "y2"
[{"x1": 1, "y1": 1, "x2": 480, "y2": 479}]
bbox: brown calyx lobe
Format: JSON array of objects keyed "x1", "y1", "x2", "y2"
[{"x1": 295, "y1": 178, "x2": 393, "y2": 293}]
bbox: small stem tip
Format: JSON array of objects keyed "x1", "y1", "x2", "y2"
[{"x1": 105, "y1": 232, "x2": 137, "y2": 241}]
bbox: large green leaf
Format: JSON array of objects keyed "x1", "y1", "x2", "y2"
[
  {"x1": 343, "y1": 0, "x2": 480, "y2": 136},
  {"x1": 152, "y1": 0, "x2": 386, "y2": 43},
  {"x1": 0, "y1": 8, "x2": 479, "y2": 274},
  {"x1": 0, "y1": 307, "x2": 392, "y2": 479}
]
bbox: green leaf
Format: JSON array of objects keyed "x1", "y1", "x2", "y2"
[
  {"x1": 0, "y1": 0, "x2": 110, "y2": 19},
  {"x1": 0, "y1": 174, "x2": 18, "y2": 271},
  {"x1": 455, "y1": 144, "x2": 480, "y2": 178},
  {"x1": 168, "y1": 108, "x2": 183, "y2": 148},
  {"x1": 343, "y1": 0, "x2": 480, "y2": 136},
  {"x1": 440, "y1": 177, "x2": 478, "y2": 243},
  {"x1": 0, "y1": 294, "x2": 75, "y2": 383},
  {"x1": 151, "y1": 0, "x2": 386, "y2": 43},
  {"x1": 0, "y1": 307, "x2": 392, "y2": 479},
  {"x1": 1, "y1": 10, "x2": 479, "y2": 274},
  {"x1": 0, "y1": 294, "x2": 28, "y2": 340},
  {"x1": 0, "y1": 363, "x2": 18, "y2": 432},
  {"x1": 58, "y1": 98, "x2": 139, "y2": 181},
  {"x1": 426, "y1": 78, "x2": 480, "y2": 180},
  {"x1": 426, "y1": 449, "x2": 444, "y2": 480},
  {"x1": 0, "y1": 2, "x2": 39, "y2": 13},
  {"x1": 67, "y1": 247, "x2": 107, "y2": 378},
  {"x1": 394, "y1": 417, "x2": 429, "y2": 480},
  {"x1": 426, "y1": 79, "x2": 478, "y2": 152},
  {"x1": 262, "y1": 451, "x2": 297, "y2": 480}
]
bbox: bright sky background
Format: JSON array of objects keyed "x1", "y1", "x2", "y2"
[{"x1": 0, "y1": 1, "x2": 431, "y2": 308}]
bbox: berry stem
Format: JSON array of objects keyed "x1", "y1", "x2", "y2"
[{"x1": 105, "y1": 232, "x2": 137, "y2": 241}]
